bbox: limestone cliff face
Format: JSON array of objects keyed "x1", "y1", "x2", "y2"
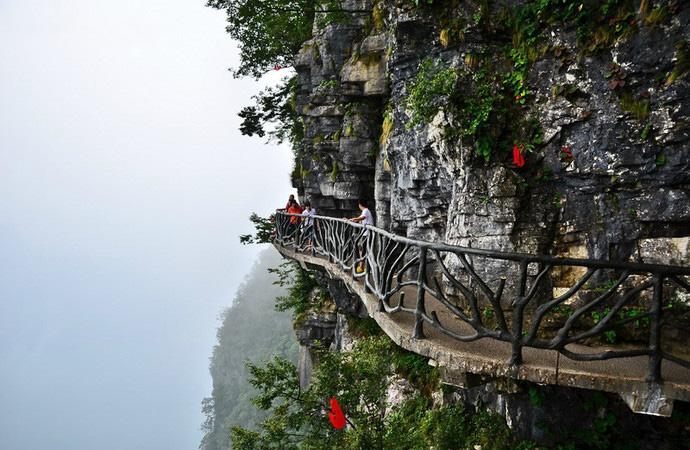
[
  {"x1": 293, "y1": 0, "x2": 690, "y2": 266},
  {"x1": 287, "y1": 2, "x2": 690, "y2": 441}
]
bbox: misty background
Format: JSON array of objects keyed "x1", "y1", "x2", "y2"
[{"x1": 0, "y1": 1, "x2": 294, "y2": 449}]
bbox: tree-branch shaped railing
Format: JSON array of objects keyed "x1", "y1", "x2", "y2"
[{"x1": 274, "y1": 212, "x2": 690, "y2": 384}]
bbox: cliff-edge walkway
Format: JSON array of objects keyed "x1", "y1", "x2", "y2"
[{"x1": 272, "y1": 212, "x2": 690, "y2": 417}]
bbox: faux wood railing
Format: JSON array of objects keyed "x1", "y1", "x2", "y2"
[{"x1": 274, "y1": 211, "x2": 690, "y2": 385}]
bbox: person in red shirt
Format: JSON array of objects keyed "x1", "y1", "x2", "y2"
[
  {"x1": 286, "y1": 199, "x2": 303, "y2": 238},
  {"x1": 287, "y1": 199, "x2": 303, "y2": 221}
]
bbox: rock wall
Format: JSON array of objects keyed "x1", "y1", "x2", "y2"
[
  {"x1": 289, "y1": 0, "x2": 690, "y2": 443},
  {"x1": 293, "y1": 0, "x2": 690, "y2": 265}
]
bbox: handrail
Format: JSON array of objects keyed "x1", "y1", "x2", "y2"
[
  {"x1": 273, "y1": 211, "x2": 690, "y2": 383},
  {"x1": 280, "y1": 212, "x2": 690, "y2": 275}
]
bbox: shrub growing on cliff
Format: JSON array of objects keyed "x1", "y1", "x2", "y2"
[
  {"x1": 207, "y1": 0, "x2": 315, "y2": 78},
  {"x1": 269, "y1": 261, "x2": 322, "y2": 320},
  {"x1": 229, "y1": 333, "x2": 531, "y2": 450},
  {"x1": 406, "y1": 58, "x2": 458, "y2": 127},
  {"x1": 238, "y1": 76, "x2": 304, "y2": 145},
  {"x1": 239, "y1": 213, "x2": 274, "y2": 245}
]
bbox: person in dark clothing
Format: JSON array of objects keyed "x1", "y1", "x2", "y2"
[{"x1": 284, "y1": 194, "x2": 297, "y2": 210}]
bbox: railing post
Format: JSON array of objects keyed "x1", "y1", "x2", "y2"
[
  {"x1": 510, "y1": 260, "x2": 529, "y2": 366},
  {"x1": 363, "y1": 229, "x2": 371, "y2": 293},
  {"x1": 327, "y1": 220, "x2": 334, "y2": 263},
  {"x1": 311, "y1": 218, "x2": 317, "y2": 257},
  {"x1": 413, "y1": 247, "x2": 427, "y2": 340},
  {"x1": 646, "y1": 274, "x2": 664, "y2": 383},
  {"x1": 276, "y1": 213, "x2": 283, "y2": 244},
  {"x1": 352, "y1": 228, "x2": 357, "y2": 280}
]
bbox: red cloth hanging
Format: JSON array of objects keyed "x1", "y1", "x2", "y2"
[
  {"x1": 513, "y1": 144, "x2": 526, "y2": 168},
  {"x1": 328, "y1": 397, "x2": 346, "y2": 430}
]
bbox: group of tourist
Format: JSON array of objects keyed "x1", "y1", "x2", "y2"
[
  {"x1": 282, "y1": 195, "x2": 317, "y2": 250},
  {"x1": 280, "y1": 195, "x2": 374, "y2": 272}
]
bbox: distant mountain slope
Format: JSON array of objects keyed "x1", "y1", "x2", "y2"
[{"x1": 200, "y1": 248, "x2": 297, "y2": 450}]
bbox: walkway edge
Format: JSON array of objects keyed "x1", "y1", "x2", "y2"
[{"x1": 275, "y1": 245, "x2": 690, "y2": 416}]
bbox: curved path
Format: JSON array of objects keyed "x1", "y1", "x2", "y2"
[{"x1": 272, "y1": 213, "x2": 690, "y2": 416}]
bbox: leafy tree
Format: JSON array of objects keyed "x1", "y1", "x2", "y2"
[
  {"x1": 230, "y1": 333, "x2": 532, "y2": 450},
  {"x1": 230, "y1": 336, "x2": 395, "y2": 450},
  {"x1": 206, "y1": 0, "x2": 315, "y2": 78},
  {"x1": 239, "y1": 213, "x2": 275, "y2": 245},
  {"x1": 269, "y1": 261, "x2": 322, "y2": 319},
  {"x1": 238, "y1": 76, "x2": 304, "y2": 145}
]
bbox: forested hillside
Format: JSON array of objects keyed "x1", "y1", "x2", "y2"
[{"x1": 200, "y1": 248, "x2": 298, "y2": 450}]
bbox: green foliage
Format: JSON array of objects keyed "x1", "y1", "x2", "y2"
[
  {"x1": 346, "y1": 316, "x2": 384, "y2": 338},
  {"x1": 580, "y1": 410, "x2": 617, "y2": 448},
  {"x1": 330, "y1": 161, "x2": 339, "y2": 181},
  {"x1": 391, "y1": 351, "x2": 439, "y2": 393},
  {"x1": 317, "y1": 78, "x2": 339, "y2": 91},
  {"x1": 460, "y1": 69, "x2": 499, "y2": 138},
  {"x1": 617, "y1": 305, "x2": 651, "y2": 328},
  {"x1": 533, "y1": 166, "x2": 553, "y2": 182},
  {"x1": 666, "y1": 41, "x2": 690, "y2": 86},
  {"x1": 231, "y1": 333, "x2": 531, "y2": 450},
  {"x1": 405, "y1": 1, "x2": 643, "y2": 165},
  {"x1": 587, "y1": 278, "x2": 618, "y2": 293},
  {"x1": 590, "y1": 307, "x2": 617, "y2": 344},
  {"x1": 475, "y1": 135, "x2": 493, "y2": 162},
  {"x1": 207, "y1": 0, "x2": 314, "y2": 78},
  {"x1": 230, "y1": 355, "x2": 322, "y2": 450},
  {"x1": 619, "y1": 93, "x2": 650, "y2": 121},
  {"x1": 528, "y1": 387, "x2": 545, "y2": 407},
  {"x1": 380, "y1": 105, "x2": 394, "y2": 146},
  {"x1": 590, "y1": 307, "x2": 611, "y2": 325},
  {"x1": 406, "y1": 58, "x2": 458, "y2": 127},
  {"x1": 405, "y1": 47, "x2": 544, "y2": 163},
  {"x1": 314, "y1": 0, "x2": 354, "y2": 29},
  {"x1": 655, "y1": 153, "x2": 667, "y2": 166},
  {"x1": 385, "y1": 395, "x2": 536, "y2": 450},
  {"x1": 269, "y1": 261, "x2": 320, "y2": 319},
  {"x1": 640, "y1": 121, "x2": 653, "y2": 140},
  {"x1": 229, "y1": 336, "x2": 391, "y2": 449},
  {"x1": 505, "y1": 46, "x2": 531, "y2": 104},
  {"x1": 641, "y1": 3, "x2": 669, "y2": 28},
  {"x1": 509, "y1": 0, "x2": 638, "y2": 56},
  {"x1": 238, "y1": 76, "x2": 304, "y2": 145},
  {"x1": 239, "y1": 213, "x2": 275, "y2": 245}
]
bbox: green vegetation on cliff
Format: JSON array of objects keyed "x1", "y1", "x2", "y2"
[
  {"x1": 230, "y1": 331, "x2": 534, "y2": 450},
  {"x1": 206, "y1": 0, "x2": 314, "y2": 78},
  {"x1": 225, "y1": 261, "x2": 533, "y2": 450}
]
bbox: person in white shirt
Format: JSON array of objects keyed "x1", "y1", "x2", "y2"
[
  {"x1": 300, "y1": 201, "x2": 316, "y2": 251},
  {"x1": 301, "y1": 201, "x2": 316, "y2": 227},
  {"x1": 349, "y1": 199, "x2": 374, "y2": 273}
]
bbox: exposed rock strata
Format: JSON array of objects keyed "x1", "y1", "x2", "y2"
[
  {"x1": 293, "y1": 1, "x2": 690, "y2": 268},
  {"x1": 289, "y1": 0, "x2": 690, "y2": 443}
]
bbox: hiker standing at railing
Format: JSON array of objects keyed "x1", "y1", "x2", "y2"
[
  {"x1": 300, "y1": 201, "x2": 316, "y2": 251},
  {"x1": 349, "y1": 199, "x2": 374, "y2": 273},
  {"x1": 286, "y1": 199, "x2": 303, "y2": 239}
]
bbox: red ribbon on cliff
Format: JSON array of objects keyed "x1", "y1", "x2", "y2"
[
  {"x1": 328, "y1": 397, "x2": 346, "y2": 430},
  {"x1": 513, "y1": 144, "x2": 526, "y2": 168}
]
